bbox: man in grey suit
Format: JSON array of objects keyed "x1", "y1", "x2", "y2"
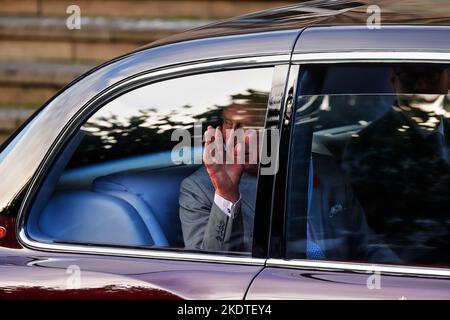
[
  {"x1": 179, "y1": 104, "x2": 262, "y2": 252},
  {"x1": 179, "y1": 103, "x2": 400, "y2": 262}
]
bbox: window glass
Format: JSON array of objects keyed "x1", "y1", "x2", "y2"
[
  {"x1": 287, "y1": 63, "x2": 450, "y2": 267},
  {"x1": 27, "y1": 67, "x2": 274, "y2": 255}
]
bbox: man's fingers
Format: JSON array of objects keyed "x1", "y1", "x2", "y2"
[
  {"x1": 245, "y1": 130, "x2": 259, "y2": 164},
  {"x1": 203, "y1": 125, "x2": 225, "y2": 165},
  {"x1": 214, "y1": 126, "x2": 224, "y2": 163},
  {"x1": 204, "y1": 125, "x2": 215, "y2": 146},
  {"x1": 215, "y1": 126, "x2": 223, "y2": 146},
  {"x1": 234, "y1": 140, "x2": 245, "y2": 164},
  {"x1": 225, "y1": 126, "x2": 235, "y2": 147},
  {"x1": 203, "y1": 125, "x2": 215, "y2": 165}
]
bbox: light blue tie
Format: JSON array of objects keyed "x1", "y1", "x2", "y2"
[{"x1": 306, "y1": 159, "x2": 326, "y2": 259}]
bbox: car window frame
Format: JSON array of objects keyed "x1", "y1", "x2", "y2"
[
  {"x1": 16, "y1": 55, "x2": 291, "y2": 266},
  {"x1": 269, "y1": 51, "x2": 450, "y2": 278}
]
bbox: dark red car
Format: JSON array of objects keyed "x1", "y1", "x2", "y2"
[{"x1": 1, "y1": 0, "x2": 449, "y2": 299}]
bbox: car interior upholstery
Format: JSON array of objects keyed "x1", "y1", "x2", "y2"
[
  {"x1": 299, "y1": 65, "x2": 397, "y2": 161},
  {"x1": 93, "y1": 164, "x2": 200, "y2": 247},
  {"x1": 38, "y1": 190, "x2": 154, "y2": 246},
  {"x1": 28, "y1": 139, "x2": 201, "y2": 248}
]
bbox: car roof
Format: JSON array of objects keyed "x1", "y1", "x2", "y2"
[
  {"x1": 145, "y1": 0, "x2": 450, "y2": 49},
  {"x1": 294, "y1": 26, "x2": 450, "y2": 53}
]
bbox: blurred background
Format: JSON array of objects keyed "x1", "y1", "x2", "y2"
[{"x1": 0, "y1": 0, "x2": 301, "y2": 144}]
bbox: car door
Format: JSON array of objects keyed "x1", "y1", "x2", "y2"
[
  {"x1": 246, "y1": 55, "x2": 450, "y2": 299},
  {"x1": 0, "y1": 62, "x2": 290, "y2": 299}
]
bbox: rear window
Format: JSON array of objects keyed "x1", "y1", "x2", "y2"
[{"x1": 286, "y1": 63, "x2": 450, "y2": 268}]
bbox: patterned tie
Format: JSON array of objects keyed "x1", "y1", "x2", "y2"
[
  {"x1": 306, "y1": 159, "x2": 326, "y2": 260},
  {"x1": 307, "y1": 223, "x2": 326, "y2": 259}
]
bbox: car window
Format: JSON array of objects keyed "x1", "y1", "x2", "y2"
[
  {"x1": 26, "y1": 67, "x2": 274, "y2": 256},
  {"x1": 286, "y1": 63, "x2": 450, "y2": 268}
]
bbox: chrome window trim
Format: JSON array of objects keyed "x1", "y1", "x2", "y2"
[
  {"x1": 266, "y1": 259, "x2": 450, "y2": 277},
  {"x1": 292, "y1": 51, "x2": 450, "y2": 64},
  {"x1": 16, "y1": 54, "x2": 289, "y2": 267},
  {"x1": 18, "y1": 229, "x2": 265, "y2": 265}
]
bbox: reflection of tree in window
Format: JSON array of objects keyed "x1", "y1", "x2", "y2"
[{"x1": 67, "y1": 89, "x2": 268, "y2": 168}]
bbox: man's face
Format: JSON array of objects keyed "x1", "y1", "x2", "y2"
[
  {"x1": 392, "y1": 66, "x2": 450, "y2": 95},
  {"x1": 222, "y1": 104, "x2": 265, "y2": 174}
]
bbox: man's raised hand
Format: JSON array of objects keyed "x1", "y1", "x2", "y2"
[{"x1": 203, "y1": 125, "x2": 244, "y2": 203}]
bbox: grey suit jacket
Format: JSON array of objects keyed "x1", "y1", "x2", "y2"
[
  {"x1": 179, "y1": 166, "x2": 256, "y2": 252},
  {"x1": 179, "y1": 157, "x2": 399, "y2": 262}
]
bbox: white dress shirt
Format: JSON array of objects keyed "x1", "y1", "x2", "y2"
[{"x1": 214, "y1": 192, "x2": 242, "y2": 219}]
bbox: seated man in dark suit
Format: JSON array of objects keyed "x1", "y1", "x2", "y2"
[
  {"x1": 342, "y1": 65, "x2": 450, "y2": 264},
  {"x1": 179, "y1": 102, "x2": 400, "y2": 262}
]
